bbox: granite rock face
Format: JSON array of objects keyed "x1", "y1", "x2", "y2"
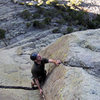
[
  {"x1": 0, "y1": 47, "x2": 42, "y2": 100},
  {"x1": 40, "y1": 29, "x2": 100, "y2": 100},
  {"x1": 0, "y1": 29, "x2": 62, "y2": 100},
  {"x1": 0, "y1": 0, "x2": 100, "y2": 48},
  {"x1": 0, "y1": 28, "x2": 100, "y2": 100},
  {"x1": 0, "y1": 0, "x2": 62, "y2": 48},
  {"x1": 0, "y1": 0, "x2": 100, "y2": 100},
  {"x1": 82, "y1": 0, "x2": 100, "y2": 15}
]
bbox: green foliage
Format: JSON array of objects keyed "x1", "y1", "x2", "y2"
[
  {"x1": 65, "y1": 9, "x2": 90, "y2": 27},
  {"x1": 62, "y1": 26, "x2": 74, "y2": 35},
  {"x1": 49, "y1": 1, "x2": 58, "y2": 6},
  {"x1": 36, "y1": 6, "x2": 45, "y2": 14},
  {"x1": 67, "y1": 26, "x2": 73, "y2": 33},
  {"x1": 19, "y1": 0, "x2": 100, "y2": 31},
  {"x1": 64, "y1": 15, "x2": 72, "y2": 21},
  {"x1": 33, "y1": 20, "x2": 45, "y2": 28},
  {"x1": 43, "y1": 9, "x2": 56, "y2": 18},
  {"x1": 68, "y1": 10, "x2": 86, "y2": 22},
  {"x1": 95, "y1": 14, "x2": 100, "y2": 21},
  {"x1": 74, "y1": 11, "x2": 85, "y2": 20},
  {"x1": 86, "y1": 20, "x2": 100, "y2": 29},
  {"x1": 0, "y1": 28, "x2": 6, "y2": 39},
  {"x1": 26, "y1": 22, "x2": 31, "y2": 28},
  {"x1": 34, "y1": 7, "x2": 56, "y2": 18},
  {"x1": 56, "y1": 19, "x2": 66, "y2": 25},
  {"x1": 79, "y1": 26, "x2": 84, "y2": 31},
  {"x1": 56, "y1": 9, "x2": 64, "y2": 16},
  {"x1": 89, "y1": 15, "x2": 100, "y2": 28},
  {"x1": 52, "y1": 28, "x2": 60, "y2": 33},
  {"x1": 43, "y1": 17, "x2": 51, "y2": 24},
  {"x1": 32, "y1": 13, "x2": 41, "y2": 19},
  {"x1": 54, "y1": 4, "x2": 67, "y2": 12},
  {"x1": 20, "y1": 10, "x2": 32, "y2": 20}
]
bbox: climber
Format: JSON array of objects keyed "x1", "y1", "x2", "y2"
[{"x1": 30, "y1": 52, "x2": 61, "y2": 95}]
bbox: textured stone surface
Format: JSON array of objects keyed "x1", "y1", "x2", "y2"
[
  {"x1": 40, "y1": 29, "x2": 100, "y2": 100},
  {"x1": 0, "y1": 29, "x2": 62, "y2": 100},
  {"x1": 0, "y1": 0, "x2": 100, "y2": 48},
  {"x1": 0, "y1": 29, "x2": 100, "y2": 100},
  {"x1": 0, "y1": 0, "x2": 62, "y2": 48},
  {"x1": 82, "y1": 0, "x2": 100, "y2": 14},
  {"x1": 0, "y1": 47, "x2": 41, "y2": 100},
  {"x1": 0, "y1": 0, "x2": 100, "y2": 100}
]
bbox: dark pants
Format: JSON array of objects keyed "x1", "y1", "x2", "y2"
[{"x1": 32, "y1": 70, "x2": 46, "y2": 85}]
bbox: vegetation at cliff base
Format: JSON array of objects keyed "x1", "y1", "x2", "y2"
[
  {"x1": 20, "y1": 10, "x2": 32, "y2": 20},
  {"x1": 0, "y1": 28, "x2": 6, "y2": 39},
  {"x1": 19, "y1": 0, "x2": 100, "y2": 32},
  {"x1": 33, "y1": 20, "x2": 45, "y2": 28}
]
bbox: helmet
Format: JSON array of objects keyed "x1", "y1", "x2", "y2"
[{"x1": 30, "y1": 52, "x2": 38, "y2": 61}]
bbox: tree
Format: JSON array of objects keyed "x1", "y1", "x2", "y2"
[
  {"x1": 0, "y1": 28, "x2": 5, "y2": 39},
  {"x1": 0, "y1": 28, "x2": 7, "y2": 46}
]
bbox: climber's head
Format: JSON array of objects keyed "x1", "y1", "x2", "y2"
[{"x1": 30, "y1": 52, "x2": 42, "y2": 61}]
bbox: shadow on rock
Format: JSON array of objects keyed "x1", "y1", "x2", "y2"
[{"x1": 0, "y1": 85, "x2": 38, "y2": 90}]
